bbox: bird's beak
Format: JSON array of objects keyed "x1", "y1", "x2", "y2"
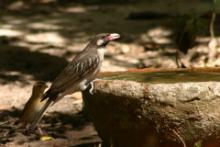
[{"x1": 107, "y1": 33, "x2": 120, "y2": 41}]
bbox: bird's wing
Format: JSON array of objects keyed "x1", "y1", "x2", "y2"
[
  {"x1": 49, "y1": 53, "x2": 100, "y2": 95},
  {"x1": 29, "y1": 54, "x2": 100, "y2": 131}
]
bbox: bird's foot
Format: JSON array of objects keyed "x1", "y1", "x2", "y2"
[
  {"x1": 89, "y1": 84, "x2": 94, "y2": 95},
  {"x1": 37, "y1": 126, "x2": 45, "y2": 136},
  {"x1": 89, "y1": 79, "x2": 101, "y2": 95}
]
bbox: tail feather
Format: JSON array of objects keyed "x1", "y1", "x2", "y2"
[
  {"x1": 28, "y1": 99, "x2": 53, "y2": 132},
  {"x1": 41, "y1": 90, "x2": 50, "y2": 101},
  {"x1": 41, "y1": 89, "x2": 57, "y2": 102}
]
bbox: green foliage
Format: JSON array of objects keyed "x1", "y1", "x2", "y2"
[
  {"x1": 175, "y1": 13, "x2": 202, "y2": 38},
  {"x1": 75, "y1": 0, "x2": 143, "y2": 4},
  {"x1": 194, "y1": 140, "x2": 203, "y2": 147},
  {"x1": 214, "y1": 0, "x2": 220, "y2": 7}
]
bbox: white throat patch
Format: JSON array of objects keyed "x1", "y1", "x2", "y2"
[
  {"x1": 97, "y1": 47, "x2": 105, "y2": 61},
  {"x1": 96, "y1": 39, "x2": 104, "y2": 46}
]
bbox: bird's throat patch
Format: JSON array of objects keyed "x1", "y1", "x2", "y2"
[
  {"x1": 97, "y1": 47, "x2": 105, "y2": 61},
  {"x1": 96, "y1": 39, "x2": 104, "y2": 46}
]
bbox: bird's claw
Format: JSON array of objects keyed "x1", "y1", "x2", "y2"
[
  {"x1": 89, "y1": 83, "x2": 94, "y2": 95},
  {"x1": 89, "y1": 79, "x2": 101, "y2": 95}
]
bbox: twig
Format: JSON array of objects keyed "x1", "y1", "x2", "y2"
[
  {"x1": 210, "y1": 0, "x2": 216, "y2": 39},
  {"x1": 208, "y1": 0, "x2": 218, "y2": 64},
  {"x1": 172, "y1": 129, "x2": 187, "y2": 147},
  {"x1": 0, "y1": 121, "x2": 9, "y2": 126}
]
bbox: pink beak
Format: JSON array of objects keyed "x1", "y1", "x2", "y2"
[{"x1": 107, "y1": 33, "x2": 120, "y2": 41}]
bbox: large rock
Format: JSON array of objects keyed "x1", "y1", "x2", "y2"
[{"x1": 82, "y1": 68, "x2": 220, "y2": 147}]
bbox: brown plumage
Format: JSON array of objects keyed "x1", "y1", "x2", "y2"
[
  {"x1": 28, "y1": 33, "x2": 120, "y2": 131},
  {"x1": 20, "y1": 81, "x2": 47, "y2": 124}
]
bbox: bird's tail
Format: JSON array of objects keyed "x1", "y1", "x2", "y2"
[{"x1": 28, "y1": 99, "x2": 53, "y2": 132}]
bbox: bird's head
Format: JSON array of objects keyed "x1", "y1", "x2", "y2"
[
  {"x1": 32, "y1": 81, "x2": 48, "y2": 95},
  {"x1": 90, "y1": 33, "x2": 120, "y2": 47}
]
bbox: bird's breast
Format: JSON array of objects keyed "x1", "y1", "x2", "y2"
[{"x1": 97, "y1": 47, "x2": 105, "y2": 61}]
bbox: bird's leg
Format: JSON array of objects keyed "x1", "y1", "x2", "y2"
[
  {"x1": 89, "y1": 79, "x2": 101, "y2": 95},
  {"x1": 79, "y1": 79, "x2": 89, "y2": 91},
  {"x1": 175, "y1": 50, "x2": 186, "y2": 68},
  {"x1": 37, "y1": 126, "x2": 44, "y2": 135},
  {"x1": 23, "y1": 124, "x2": 44, "y2": 135},
  {"x1": 89, "y1": 83, "x2": 94, "y2": 95}
]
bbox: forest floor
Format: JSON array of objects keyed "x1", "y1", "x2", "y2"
[{"x1": 0, "y1": 0, "x2": 219, "y2": 146}]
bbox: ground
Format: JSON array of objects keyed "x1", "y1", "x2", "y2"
[{"x1": 0, "y1": 0, "x2": 219, "y2": 146}]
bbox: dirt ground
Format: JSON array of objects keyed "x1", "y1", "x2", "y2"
[{"x1": 0, "y1": 0, "x2": 220, "y2": 146}]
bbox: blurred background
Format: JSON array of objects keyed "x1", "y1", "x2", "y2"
[{"x1": 0, "y1": 0, "x2": 219, "y2": 146}]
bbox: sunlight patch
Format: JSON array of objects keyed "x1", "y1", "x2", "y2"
[
  {"x1": 62, "y1": 6, "x2": 87, "y2": 13},
  {"x1": 24, "y1": 32, "x2": 66, "y2": 45},
  {"x1": 140, "y1": 27, "x2": 172, "y2": 45},
  {"x1": 28, "y1": 22, "x2": 60, "y2": 30},
  {"x1": 0, "y1": 29, "x2": 22, "y2": 37}
]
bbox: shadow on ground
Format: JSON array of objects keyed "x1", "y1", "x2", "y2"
[
  {"x1": 0, "y1": 36, "x2": 68, "y2": 83},
  {"x1": 0, "y1": 0, "x2": 216, "y2": 82},
  {"x1": 0, "y1": 108, "x2": 101, "y2": 146}
]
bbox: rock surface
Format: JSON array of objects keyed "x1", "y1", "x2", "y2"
[{"x1": 83, "y1": 69, "x2": 220, "y2": 147}]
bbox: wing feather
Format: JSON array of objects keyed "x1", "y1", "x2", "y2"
[{"x1": 49, "y1": 54, "x2": 100, "y2": 95}]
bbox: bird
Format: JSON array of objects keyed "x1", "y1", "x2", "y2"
[
  {"x1": 20, "y1": 81, "x2": 48, "y2": 125},
  {"x1": 174, "y1": 14, "x2": 199, "y2": 68},
  {"x1": 28, "y1": 33, "x2": 120, "y2": 131}
]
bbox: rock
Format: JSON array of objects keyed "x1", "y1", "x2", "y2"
[{"x1": 83, "y1": 68, "x2": 220, "y2": 147}]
